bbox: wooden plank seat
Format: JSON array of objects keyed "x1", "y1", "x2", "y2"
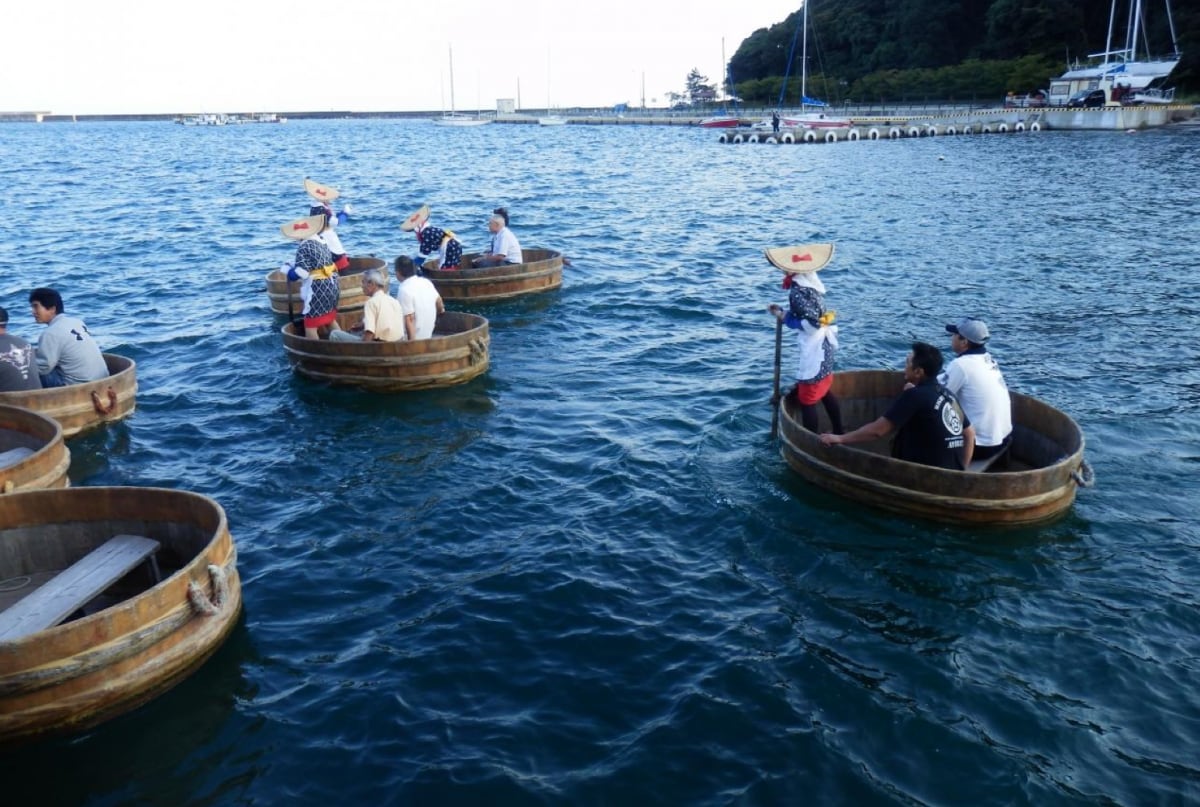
[
  {"x1": 967, "y1": 448, "x2": 1008, "y2": 474},
  {"x1": 0, "y1": 535, "x2": 161, "y2": 642},
  {"x1": 0, "y1": 446, "x2": 36, "y2": 470}
]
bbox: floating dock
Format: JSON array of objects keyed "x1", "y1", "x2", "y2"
[{"x1": 717, "y1": 116, "x2": 1043, "y2": 144}]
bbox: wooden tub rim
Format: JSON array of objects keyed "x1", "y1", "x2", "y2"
[
  {"x1": 0, "y1": 404, "x2": 67, "y2": 492},
  {"x1": 0, "y1": 485, "x2": 231, "y2": 648}
]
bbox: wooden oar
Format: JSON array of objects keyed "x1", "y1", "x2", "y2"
[
  {"x1": 287, "y1": 275, "x2": 296, "y2": 331},
  {"x1": 770, "y1": 318, "x2": 783, "y2": 439}
]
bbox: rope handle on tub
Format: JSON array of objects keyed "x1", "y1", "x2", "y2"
[
  {"x1": 1070, "y1": 459, "x2": 1095, "y2": 488},
  {"x1": 187, "y1": 564, "x2": 230, "y2": 615},
  {"x1": 91, "y1": 388, "x2": 118, "y2": 415}
]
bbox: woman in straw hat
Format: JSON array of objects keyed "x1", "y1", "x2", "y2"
[
  {"x1": 304, "y1": 178, "x2": 352, "y2": 272},
  {"x1": 400, "y1": 204, "x2": 464, "y2": 271},
  {"x1": 281, "y1": 214, "x2": 341, "y2": 339},
  {"x1": 766, "y1": 243, "x2": 844, "y2": 435}
]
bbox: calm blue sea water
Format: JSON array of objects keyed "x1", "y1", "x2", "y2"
[{"x1": 1, "y1": 119, "x2": 1199, "y2": 805}]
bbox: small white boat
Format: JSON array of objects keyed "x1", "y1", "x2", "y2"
[
  {"x1": 760, "y1": 113, "x2": 851, "y2": 130},
  {"x1": 179, "y1": 113, "x2": 227, "y2": 126},
  {"x1": 434, "y1": 113, "x2": 492, "y2": 127},
  {"x1": 538, "y1": 115, "x2": 568, "y2": 126}
]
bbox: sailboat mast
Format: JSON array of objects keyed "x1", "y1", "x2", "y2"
[
  {"x1": 800, "y1": 0, "x2": 809, "y2": 108},
  {"x1": 721, "y1": 37, "x2": 727, "y2": 100},
  {"x1": 1129, "y1": 0, "x2": 1143, "y2": 61},
  {"x1": 1104, "y1": 0, "x2": 1119, "y2": 63},
  {"x1": 448, "y1": 46, "x2": 457, "y2": 114}
]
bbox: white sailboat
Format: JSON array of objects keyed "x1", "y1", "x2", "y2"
[
  {"x1": 759, "y1": 0, "x2": 849, "y2": 131},
  {"x1": 1045, "y1": 0, "x2": 1180, "y2": 106},
  {"x1": 432, "y1": 46, "x2": 492, "y2": 127},
  {"x1": 538, "y1": 51, "x2": 567, "y2": 126}
]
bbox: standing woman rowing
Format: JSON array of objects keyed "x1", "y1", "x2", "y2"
[
  {"x1": 304, "y1": 178, "x2": 353, "y2": 271},
  {"x1": 281, "y1": 214, "x2": 340, "y2": 339},
  {"x1": 766, "y1": 242, "x2": 844, "y2": 434}
]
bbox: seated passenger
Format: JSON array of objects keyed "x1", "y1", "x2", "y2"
[
  {"x1": 941, "y1": 317, "x2": 1012, "y2": 463},
  {"x1": 820, "y1": 342, "x2": 975, "y2": 470},
  {"x1": 395, "y1": 256, "x2": 445, "y2": 341},
  {"x1": 0, "y1": 305, "x2": 42, "y2": 392},
  {"x1": 474, "y1": 213, "x2": 523, "y2": 267},
  {"x1": 328, "y1": 269, "x2": 405, "y2": 342},
  {"x1": 28, "y1": 288, "x2": 108, "y2": 388}
]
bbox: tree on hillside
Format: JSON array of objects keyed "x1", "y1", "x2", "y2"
[
  {"x1": 685, "y1": 68, "x2": 717, "y2": 104},
  {"x1": 725, "y1": 0, "x2": 1199, "y2": 97}
]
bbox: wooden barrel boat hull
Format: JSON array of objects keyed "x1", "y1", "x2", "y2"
[
  {"x1": 0, "y1": 487, "x2": 242, "y2": 748},
  {"x1": 0, "y1": 354, "x2": 136, "y2": 438},
  {"x1": 265, "y1": 256, "x2": 388, "y2": 315},
  {"x1": 0, "y1": 405, "x2": 70, "y2": 493},
  {"x1": 281, "y1": 310, "x2": 490, "y2": 391},
  {"x1": 778, "y1": 370, "x2": 1087, "y2": 526},
  {"x1": 424, "y1": 248, "x2": 563, "y2": 303}
]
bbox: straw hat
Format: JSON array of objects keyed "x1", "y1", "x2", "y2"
[
  {"x1": 281, "y1": 214, "x2": 325, "y2": 240},
  {"x1": 305, "y1": 178, "x2": 340, "y2": 203},
  {"x1": 400, "y1": 204, "x2": 431, "y2": 232},
  {"x1": 764, "y1": 243, "x2": 835, "y2": 274}
]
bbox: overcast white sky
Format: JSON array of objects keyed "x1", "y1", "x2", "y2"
[{"x1": 3, "y1": 0, "x2": 802, "y2": 115}]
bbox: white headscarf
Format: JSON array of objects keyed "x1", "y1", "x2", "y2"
[{"x1": 788, "y1": 270, "x2": 826, "y2": 294}]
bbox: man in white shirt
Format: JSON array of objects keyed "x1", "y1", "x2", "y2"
[
  {"x1": 474, "y1": 214, "x2": 523, "y2": 266},
  {"x1": 940, "y1": 317, "x2": 1013, "y2": 463},
  {"x1": 395, "y1": 256, "x2": 444, "y2": 340},
  {"x1": 329, "y1": 269, "x2": 405, "y2": 342}
]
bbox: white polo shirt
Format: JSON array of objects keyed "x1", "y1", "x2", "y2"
[
  {"x1": 489, "y1": 227, "x2": 523, "y2": 263},
  {"x1": 939, "y1": 350, "x2": 1013, "y2": 447}
]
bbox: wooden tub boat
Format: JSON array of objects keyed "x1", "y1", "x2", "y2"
[
  {"x1": 264, "y1": 255, "x2": 388, "y2": 315},
  {"x1": 424, "y1": 248, "x2": 563, "y2": 303},
  {"x1": 281, "y1": 310, "x2": 490, "y2": 391},
  {"x1": 0, "y1": 486, "x2": 241, "y2": 748},
  {"x1": 0, "y1": 405, "x2": 70, "y2": 493},
  {"x1": 0, "y1": 354, "x2": 136, "y2": 438},
  {"x1": 778, "y1": 370, "x2": 1090, "y2": 526}
]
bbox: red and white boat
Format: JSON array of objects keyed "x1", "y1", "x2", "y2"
[
  {"x1": 752, "y1": 112, "x2": 852, "y2": 132},
  {"x1": 699, "y1": 114, "x2": 742, "y2": 129}
]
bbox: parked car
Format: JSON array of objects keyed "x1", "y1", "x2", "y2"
[{"x1": 1066, "y1": 89, "x2": 1106, "y2": 108}]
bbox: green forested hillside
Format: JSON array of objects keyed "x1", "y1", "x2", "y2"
[{"x1": 727, "y1": 0, "x2": 1198, "y2": 104}]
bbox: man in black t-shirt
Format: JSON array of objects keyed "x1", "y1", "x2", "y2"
[
  {"x1": 0, "y1": 306, "x2": 42, "y2": 392},
  {"x1": 820, "y1": 342, "x2": 975, "y2": 470}
]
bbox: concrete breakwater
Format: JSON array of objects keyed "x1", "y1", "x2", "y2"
[{"x1": 718, "y1": 118, "x2": 1042, "y2": 144}]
